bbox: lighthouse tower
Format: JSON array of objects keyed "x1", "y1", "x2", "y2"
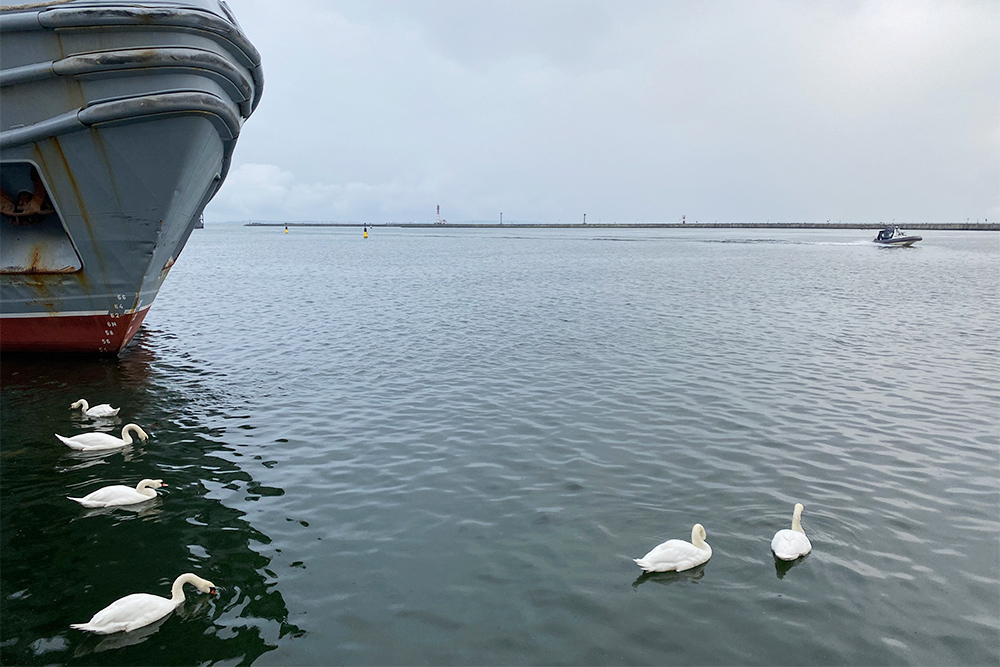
[{"x1": 437, "y1": 204, "x2": 441, "y2": 225}]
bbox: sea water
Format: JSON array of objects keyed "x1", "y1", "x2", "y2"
[{"x1": 2, "y1": 226, "x2": 998, "y2": 665}]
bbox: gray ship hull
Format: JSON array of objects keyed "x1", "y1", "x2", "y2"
[{"x1": 0, "y1": 0, "x2": 262, "y2": 352}]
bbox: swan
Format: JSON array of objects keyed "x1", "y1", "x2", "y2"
[
  {"x1": 68, "y1": 479, "x2": 166, "y2": 508},
  {"x1": 55, "y1": 424, "x2": 148, "y2": 451},
  {"x1": 771, "y1": 503, "x2": 812, "y2": 561},
  {"x1": 634, "y1": 523, "x2": 712, "y2": 572},
  {"x1": 70, "y1": 399, "x2": 120, "y2": 418},
  {"x1": 70, "y1": 573, "x2": 218, "y2": 634}
]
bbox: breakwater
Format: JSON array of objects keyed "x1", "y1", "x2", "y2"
[{"x1": 246, "y1": 222, "x2": 999, "y2": 230}]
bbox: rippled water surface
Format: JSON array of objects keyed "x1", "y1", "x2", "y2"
[{"x1": 2, "y1": 226, "x2": 998, "y2": 665}]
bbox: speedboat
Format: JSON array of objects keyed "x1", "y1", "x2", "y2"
[{"x1": 873, "y1": 226, "x2": 921, "y2": 247}]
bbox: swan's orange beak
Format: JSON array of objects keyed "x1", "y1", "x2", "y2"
[{"x1": 209, "y1": 587, "x2": 218, "y2": 595}]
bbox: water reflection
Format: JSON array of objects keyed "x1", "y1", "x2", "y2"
[
  {"x1": 69, "y1": 498, "x2": 164, "y2": 523},
  {"x1": 69, "y1": 413, "x2": 122, "y2": 428},
  {"x1": 55, "y1": 444, "x2": 146, "y2": 471},
  {"x1": 632, "y1": 563, "x2": 708, "y2": 589},
  {"x1": 773, "y1": 554, "x2": 809, "y2": 580},
  {"x1": 0, "y1": 333, "x2": 301, "y2": 666}
]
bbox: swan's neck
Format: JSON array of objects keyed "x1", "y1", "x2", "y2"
[
  {"x1": 136, "y1": 480, "x2": 157, "y2": 497},
  {"x1": 170, "y1": 574, "x2": 197, "y2": 605},
  {"x1": 691, "y1": 527, "x2": 706, "y2": 548},
  {"x1": 791, "y1": 511, "x2": 804, "y2": 534},
  {"x1": 76, "y1": 399, "x2": 89, "y2": 411}
]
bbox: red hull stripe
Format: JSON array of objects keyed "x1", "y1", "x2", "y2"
[{"x1": 0, "y1": 307, "x2": 150, "y2": 353}]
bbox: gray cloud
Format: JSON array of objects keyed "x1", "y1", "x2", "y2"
[{"x1": 208, "y1": 0, "x2": 999, "y2": 223}]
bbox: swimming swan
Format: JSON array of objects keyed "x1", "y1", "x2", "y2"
[
  {"x1": 70, "y1": 399, "x2": 120, "y2": 418},
  {"x1": 70, "y1": 573, "x2": 218, "y2": 634},
  {"x1": 771, "y1": 503, "x2": 812, "y2": 561},
  {"x1": 634, "y1": 523, "x2": 712, "y2": 572},
  {"x1": 68, "y1": 479, "x2": 166, "y2": 508},
  {"x1": 55, "y1": 424, "x2": 148, "y2": 451}
]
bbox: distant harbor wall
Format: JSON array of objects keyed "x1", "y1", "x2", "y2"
[{"x1": 246, "y1": 222, "x2": 1000, "y2": 231}]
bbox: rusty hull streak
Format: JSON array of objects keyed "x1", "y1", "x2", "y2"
[
  {"x1": 25, "y1": 246, "x2": 71, "y2": 275},
  {"x1": 7, "y1": 242, "x2": 80, "y2": 274},
  {"x1": 54, "y1": 32, "x2": 89, "y2": 111},
  {"x1": 46, "y1": 137, "x2": 108, "y2": 280},
  {"x1": 20, "y1": 143, "x2": 102, "y2": 305},
  {"x1": 15, "y1": 273, "x2": 54, "y2": 304},
  {"x1": 69, "y1": 38, "x2": 92, "y2": 110},
  {"x1": 88, "y1": 128, "x2": 121, "y2": 209},
  {"x1": 54, "y1": 30, "x2": 65, "y2": 60}
]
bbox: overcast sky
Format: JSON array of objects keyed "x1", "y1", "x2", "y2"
[{"x1": 206, "y1": 0, "x2": 999, "y2": 224}]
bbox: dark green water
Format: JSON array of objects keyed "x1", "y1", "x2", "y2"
[{"x1": 2, "y1": 227, "x2": 998, "y2": 665}]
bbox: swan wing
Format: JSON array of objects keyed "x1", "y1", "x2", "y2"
[
  {"x1": 771, "y1": 529, "x2": 812, "y2": 561},
  {"x1": 634, "y1": 539, "x2": 712, "y2": 572},
  {"x1": 55, "y1": 433, "x2": 124, "y2": 451},
  {"x1": 71, "y1": 594, "x2": 175, "y2": 634},
  {"x1": 56, "y1": 434, "x2": 86, "y2": 450},
  {"x1": 69, "y1": 486, "x2": 146, "y2": 507},
  {"x1": 86, "y1": 404, "x2": 120, "y2": 417}
]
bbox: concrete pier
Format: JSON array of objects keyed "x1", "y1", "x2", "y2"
[{"x1": 247, "y1": 222, "x2": 999, "y2": 231}]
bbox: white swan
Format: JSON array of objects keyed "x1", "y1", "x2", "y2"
[
  {"x1": 70, "y1": 573, "x2": 218, "y2": 634},
  {"x1": 55, "y1": 424, "x2": 148, "y2": 451},
  {"x1": 771, "y1": 502, "x2": 812, "y2": 561},
  {"x1": 68, "y1": 479, "x2": 166, "y2": 508},
  {"x1": 634, "y1": 523, "x2": 712, "y2": 572},
  {"x1": 70, "y1": 399, "x2": 120, "y2": 418}
]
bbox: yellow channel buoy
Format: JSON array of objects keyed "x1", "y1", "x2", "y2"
[{"x1": 363, "y1": 226, "x2": 368, "y2": 239}]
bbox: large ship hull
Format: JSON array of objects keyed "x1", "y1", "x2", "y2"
[{"x1": 0, "y1": 0, "x2": 262, "y2": 353}]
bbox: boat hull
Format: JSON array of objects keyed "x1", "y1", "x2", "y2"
[
  {"x1": 0, "y1": 307, "x2": 150, "y2": 353},
  {"x1": 874, "y1": 236, "x2": 922, "y2": 247},
  {"x1": 0, "y1": 1, "x2": 262, "y2": 353}
]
